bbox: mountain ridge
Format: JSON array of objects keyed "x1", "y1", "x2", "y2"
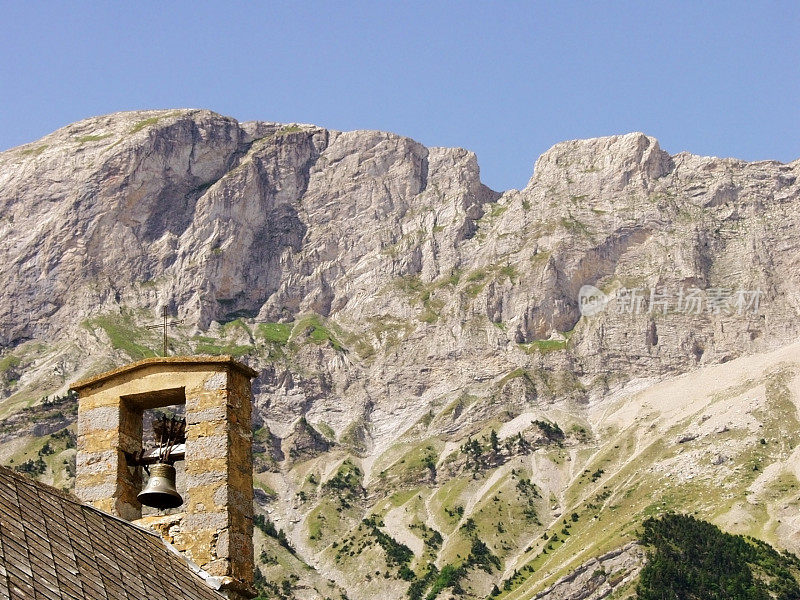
[{"x1": 2, "y1": 109, "x2": 800, "y2": 599}]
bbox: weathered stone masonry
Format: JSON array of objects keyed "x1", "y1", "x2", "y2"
[{"x1": 71, "y1": 356, "x2": 258, "y2": 599}]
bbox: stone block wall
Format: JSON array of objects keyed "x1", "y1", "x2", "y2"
[{"x1": 72, "y1": 356, "x2": 258, "y2": 597}]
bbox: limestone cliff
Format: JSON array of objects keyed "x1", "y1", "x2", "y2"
[{"x1": 2, "y1": 109, "x2": 800, "y2": 599}]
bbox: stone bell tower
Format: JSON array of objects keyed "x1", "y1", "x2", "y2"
[{"x1": 71, "y1": 356, "x2": 258, "y2": 599}]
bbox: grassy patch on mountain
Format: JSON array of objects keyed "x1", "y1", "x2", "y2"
[
  {"x1": 413, "y1": 532, "x2": 501, "y2": 599},
  {"x1": 518, "y1": 327, "x2": 575, "y2": 355},
  {"x1": 379, "y1": 441, "x2": 442, "y2": 487},
  {"x1": 255, "y1": 323, "x2": 294, "y2": 346},
  {"x1": 194, "y1": 336, "x2": 254, "y2": 357},
  {"x1": 483, "y1": 202, "x2": 509, "y2": 219},
  {"x1": 312, "y1": 421, "x2": 336, "y2": 442},
  {"x1": 292, "y1": 314, "x2": 344, "y2": 351},
  {"x1": 498, "y1": 368, "x2": 533, "y2": 387},
  {"x1": 464, "y1": 268, "x2": 490, "y2": 297},
  {"x1": 511, "y1": 369, "x2": 800, "y2": 597},
  {"x1": 340, "y1": 420, "x2": 369, "y2": 455},
  {"x1": 538, "y1": 368, "x2": 585, "y2": 397},
  {"x1": 330, "y1": 324, "x2": 375, "y2": 360},
  {"x1": 361, "y1": 515, "x2": 414, "y2": 578},
  {"x1": 253, "y1": 511, "x2": 343, "y2": 600},
  {"x1": 252, "y1": 476, "x2": 277, "y2": 499},
  {"x1": 0, "y1": 353, "x2": 21, "y2": 375},
  {"x1": 467, "y1": 472, "x2": 544, "y2": 559},
  {"x1": 431, "y1": 477, "x2": 470, "y2": 533},
  {"x1": 559, "y1": 215, "x2": 594, "y2": 238},
  {"x1": 759, "y1": 366, "x2": 800, "y2": 450},
  {"x1": 393, "y1": 275, "x2": 448, "y2": 323},
  {"x1": 83, "y1": 312, "x2": 158, "y2": 360},
  {"x1": 388, "y1": 488, "x2": 422, "y2": 508},
  {"x1": 197, "y1": 313, "x2": 352, "y2": 360},
  {"x1": 76, "y1": 133, "x2": 112, "y2": 143},
  {"x1": 190, "y1": 318, "x2": 259, "y2": 357},
  {"x1": 130, "y1": 116, "x2": 163, "y2": 133},
  {"x1": 529, "y1": 249, "x2": 552, "y2": 267},
  {"x1": 0, "y1": 391, "x2": 78, "y2": 436},
  {"x1": 508, "y1": 437, "x2": 667, "y2": 595},
  {"x1": 254, "y1": 321, "x2": 293, "y2": 356},
  {"x1": 276, "y1": 125, "x2": 303, "y2": 135},
  {"x1": 307, "y1": 461, "x2": 367, "y2": 548},
  {"x1": 19, "y1": 144, "x2": 47, "y2": 156},
  {"x1": 307, "y1": 501, "x2": 345, "y2": 544}
]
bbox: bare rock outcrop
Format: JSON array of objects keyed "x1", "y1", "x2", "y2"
[{"x1": 533, "y1": 542, "x2": 645, "y2": 600}]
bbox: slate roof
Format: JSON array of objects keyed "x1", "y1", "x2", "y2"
[{"x1": 0, "y1": 466, "x2": 225, "y2": 600}]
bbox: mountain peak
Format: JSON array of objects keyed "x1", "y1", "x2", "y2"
[{"x1": 528, "y1": 132, "x2": 673, "y2": 190}]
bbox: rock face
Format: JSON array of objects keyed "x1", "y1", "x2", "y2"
[
  {"x1": 3, "y1": 110, "x2": 799, "y2": 406},
  {"x1": 532, "y1": 542, "x2": 645, "y2": 600},
  {"x1": 3, "y1": 110, "x2": 800, "y2": 438},
  {"x1": 2, "y1": 109, "x2": 800, "y2": 599}
]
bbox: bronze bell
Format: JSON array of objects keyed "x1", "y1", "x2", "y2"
[{"x1": 138, "y1": 463, "x2": 183, "y2": 509}]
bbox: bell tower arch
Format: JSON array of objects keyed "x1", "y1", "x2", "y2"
[{"x1": 71, "y1": 356, "x2": 258, "y2": 599}]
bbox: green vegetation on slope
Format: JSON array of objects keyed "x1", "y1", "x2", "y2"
[
  {"x1": 637, "y1": 514, "x2": 800, "y2": 600},
  {"x1": 294, "y1": 314, "x2": 344, "y2": 351},
  {"x1": 76, "y1": 134, "x2": 112, "y2": 143},
  {"x1": 83, "y1": 312, "x2": 158, "y2": 360},
  {"x1": 257, "y1": 322, "x2": 293, "y2": 344},
  {"x1": 324, "y1": 459, "x2": 364, "y2": 507},
  {"x1": 130, "y1": 116, "x2": 163, "y2": 133}
]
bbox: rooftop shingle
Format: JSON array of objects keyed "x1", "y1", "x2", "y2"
[{"x1": 0, "y1": 466, "x2": 225, "y2": 600}]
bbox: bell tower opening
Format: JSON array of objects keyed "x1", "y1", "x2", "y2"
[
  {"x1": 138, "y1": 405, "x2": 188, "y2": 512},
  {"x1": 71, "y1": 356, "x2": 258, "y2": 600}
]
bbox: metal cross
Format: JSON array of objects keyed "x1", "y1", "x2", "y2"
[{"x1": 146, "y1": 306, "x2": 184, "y2": 356}]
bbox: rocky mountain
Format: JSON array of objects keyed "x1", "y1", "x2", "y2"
[{"x1": 1, "y1": 109, "x2": 799, "y2": 599}]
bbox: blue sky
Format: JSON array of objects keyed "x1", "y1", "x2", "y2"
[{"x1": 1, "y1": 1, "x2": 798, "y2": 191}]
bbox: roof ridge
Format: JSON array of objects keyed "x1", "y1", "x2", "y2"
[
  {"x1": 0, "y1": 464, "x2": 164, "y2": 538},
  {"x1": 0, "y1": 463, "x2": 81, "y2": 501}
]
